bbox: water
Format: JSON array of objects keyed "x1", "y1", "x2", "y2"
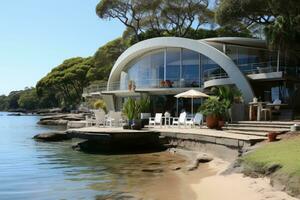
[{"x1": 0, "y1": 112, "x2": 185, "y2": 200}]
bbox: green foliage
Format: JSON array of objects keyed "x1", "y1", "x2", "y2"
[
  {"x1": 18, "y1": 88, "x2": 39, "y2": 110},
  {"x1": 122, "y1": 97, "x2": 140, "y2": 120},
  {"x1": 96, "y1": 0, "x2": 214, "y2": 40},
  {"x1": 137, "y1": 97, "x2": 150, "y2": 113},
  {"x1": 211, "y1": 86, "x2": 243, "y2": 109},
  {"x1": 243, "y1": 136, "x2": 300, "y2": 175},
  {"x1": 0, "y1": 95, "x2": 9, "y2": 111},
  {"x1": 216, "y1": 0, "x2": 300, "y2": 55},
  {"x1": 36, "y1": 57, "x2": 94, "y2": 108},
  {"x1": 199, "y1": 96, "x2": 227, "y2": 117},
  {"x1": 93, "y1": 99, "x2": 107, "y2": 113},
  {"x1": 89, "y1": 38, "x2": 128, "y2": 82}
]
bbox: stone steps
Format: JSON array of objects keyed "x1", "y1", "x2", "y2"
[
  {"x1": 222, "y1": 121, "x2": 292, "y2": 137},
  {"x1": 224, "y1": 130, "x2": 268, "y2": 137},
  {"x1": 226, "y1": 123, "x2": 291, "y2": 129},
  {"x1": 233, "y1": 121, "x2": 296, "y2": 126}
]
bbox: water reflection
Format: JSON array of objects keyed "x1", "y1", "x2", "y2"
[{"x1": 0, "y1": 113, "x2": 186, "y2": 200}]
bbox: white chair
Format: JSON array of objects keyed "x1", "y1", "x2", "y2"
[
  {"x1": 106, "y1": 111, "x2": 125, "y2": 127},
  {"x1": 172, "y1": 112, "x2": 187, "y2": 128},
  {"x1": 85, "y1": 115, "x2": 95, "y2": 127},
  {"x1": 186, "y1": 113, "x2": 203, "y2": 128},
  {"x1": 93, "y1": 110, "x2": 106, "y2": 127},
  {"x1": 149, "y1": 113, "x2": 163, "y2": 127}
]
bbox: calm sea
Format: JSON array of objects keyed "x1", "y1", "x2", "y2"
[{"x1": 0, "y1": 112, "x2": 185, "y2": 200}]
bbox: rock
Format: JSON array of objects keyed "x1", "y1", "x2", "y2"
[
  {"x1": 33, "y1": 131, "x2": 70, "y2": 142},
  {"x1": 141, "y1": 168, "x2": 164, "y2": 173},
  {"x1": 38, "y1": 119, "x2": 69, "y2": 126},
  {"x1": 171, "y1": 166, "x2": 181, "y2": 171},
  {"x1": 38, "y1": 114, "x2": 85, "y2": 126},
  {"x1": 186, "y1": 153, "x2": 213, "y2": 171},
  {"x1": 266, "y1": 163, "x2": 282, "y2": 175},
  {"x1": 187, "y1": 160, "x2": 200, "y2": 171},
  {"x1": 196, "y1": 153, "x2": 213, "y2": 163}
]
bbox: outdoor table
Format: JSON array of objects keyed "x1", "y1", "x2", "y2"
[
  {"x1": 249, "y1": 101, "x2": 267, "y2": 121},
  {"x1": 162, "y1": 116, "x2": 172, "y2": 128}
]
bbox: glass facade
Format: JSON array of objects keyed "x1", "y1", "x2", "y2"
[
  {"x1": 226, "y1": 45, "x2": 278, "y2": 74},
  {"x1": 120, "y1": 48, "x2": 227, "y2": 90}
]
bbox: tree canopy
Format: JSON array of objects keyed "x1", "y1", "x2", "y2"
[
  {"x1": 96, "y1": 0, "x2": 214, "y2": 41},
  {"x1": 216, "y1": 0, "x2": 300, "y2": 55}
]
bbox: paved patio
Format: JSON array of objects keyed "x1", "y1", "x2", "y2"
[{"x1": 67, "y1": 126, "x2": 267, "y2": 148}]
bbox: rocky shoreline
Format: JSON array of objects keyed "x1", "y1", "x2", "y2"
[{"x1": 37, "y1": 113, "x2": 85, "y2": 126}]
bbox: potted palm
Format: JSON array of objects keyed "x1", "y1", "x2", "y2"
[
  {"x1": 122, "y1": 97, "x2": 141, "y2": 130},
  {"x1": 138, "y1": 97, "x2": 151, "y2": 128},
  {"x1": 199, "y1": 96, "x2": 227, "y2": 129},
  {"x1": 211, "y1": 86, "x2": 244, "y2": 122}
]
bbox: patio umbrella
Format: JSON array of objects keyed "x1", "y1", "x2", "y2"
[{"x1": 175, "y1": 89, "x2": 209, "y2": 115}]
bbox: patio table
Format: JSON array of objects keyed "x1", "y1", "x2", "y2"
[
  {"x1": 249, "y1": 101, "x2": 267, "y2": 121},
  {"x1": 162, "y1": 116, "x2": 172, "y2": 128}
]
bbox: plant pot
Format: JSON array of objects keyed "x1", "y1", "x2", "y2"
[
  {"x1": 268, "y1": 132, "x2": 278, "y2": 142},
  {"x1": 206, "y1": 115, "x2": 219, "y2": 129},
  {"x1": 123, "y1": 124, "x2": 131, "y2": 129},
  {"x1": 218, "y1": 120, "x2": 225, "y2": 129}
]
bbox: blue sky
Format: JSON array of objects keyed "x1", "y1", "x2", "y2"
[{"x1": 0, "y1": 0, "x2": 124, "y2": 95}]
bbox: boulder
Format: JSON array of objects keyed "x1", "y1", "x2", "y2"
[
  {"x1": 187, "y1": 153, "x2": 213, "y2": 171},
  {"x1": 196, "y1": 153, "x2": 213, "y2": 163},
  {"x1": 33, "y1": 131, "x2": 70, "y2": 142},
  {"x1": 38, "y1": 119, "x2": 69, "y2": 126},
  {"x1": 142, "y1": 168, "x2": 164, "y2": 173}
]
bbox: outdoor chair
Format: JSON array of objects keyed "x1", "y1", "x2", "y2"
[
  {"x1": 186, "y1": 113, "x2": 203, "y2": 128},
  {"x1": 105, "y1": 111, "x2": 122, "y2": 127},
  {"x1": 93, "y1": 110, "x2": 106, "y2": 127},
  {"x1": 85, "y1": 115, "x2": 95, "y2": 127},
  {"x1": 261, "y1": 99, "x2": 282, "y2": 120},
  {"x1": 149, "y1": 113, "x2": 163, "y2": 127},
  {"x1": 172, "y1": 112, "x2": 187, "y2": 128}
]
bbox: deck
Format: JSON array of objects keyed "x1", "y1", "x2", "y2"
[{"x1": 67, "y1": 126, "x2": 267, "y2": 149}]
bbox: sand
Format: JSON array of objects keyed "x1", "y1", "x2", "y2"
[
  {"x1": 132, "y1": 151, "x2": 297, "y2": 200},
  {"x1": 190, "y1": 159, "x2": 298, "y2": 200}
]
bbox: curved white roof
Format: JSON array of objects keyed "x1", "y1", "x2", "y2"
[
  {"x1": 201, "y1": 37, "x2": 266, "y2": 48},
  {"x1": 107, "y1": 37, "x2": 255, "y2": 102}
]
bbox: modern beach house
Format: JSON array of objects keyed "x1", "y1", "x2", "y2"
[{"x1": 83, "y1": 37, "x2": 300, "y2": 117}]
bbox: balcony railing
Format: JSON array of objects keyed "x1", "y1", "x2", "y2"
[{"x1": 83, "y1": 63, "x2": 300, "y2": 96}]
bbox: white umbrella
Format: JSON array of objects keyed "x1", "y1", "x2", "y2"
[{"x1": 175, "y1": 89, "x2": 209, "y2": 115}]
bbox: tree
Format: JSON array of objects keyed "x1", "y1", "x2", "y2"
[
  {"x1": 96, "y1": 0, "x2": 145, "y2": 41},
  {"x1": 36, "y1": 57, "x2": 94, "y2": 108},
  {"x1": 96, "y1": 0, "x2": 214, "y2": 41},
  {"x1": 18, "y1": 88, "x2": 39, "y2": 110},
  {"x1": 216, "y1": 0, "x2": 300, "y2": 55},
  {"x1": 88, "y1": 38, "x2": 128, "y2": 81}
]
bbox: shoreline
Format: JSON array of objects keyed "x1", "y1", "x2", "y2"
[
  {"x1": 177, "y1": 149, "x2": 297, "y2": 200},
  {"x1": 136, "y1": 149, "x2": 298, "y2": 200}
]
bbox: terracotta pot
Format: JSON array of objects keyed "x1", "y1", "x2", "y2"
[
  {"x1": 218, "y1": 120, "x2": 225, "y2": 129},
  {"x1": 268, "y1": 132, "x2": 277, "y2": 142},
  {"x1": 206, "y1": 115, "x2": 219, "y2": 129}
]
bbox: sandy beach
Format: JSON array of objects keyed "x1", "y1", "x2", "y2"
[
  {"x1": 191, "y1": 159, "x2": 298, "y2": 200},
  {"x1": 137, "y1": 152, "x2": 298, "y2": 200}
]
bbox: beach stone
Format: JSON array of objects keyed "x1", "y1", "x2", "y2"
[
  {"x1": 171, "y1": 166, "x2": 181, "y2": 171},
  {"x1": 196, "y1": 153, "x2": 213, "y2": 163},
  {"x1": 33, "y1": 131, "x2": 69, "y2": 142},
  {"x1": 142, "y1": 168, "x2": 164, "y2": 173}
]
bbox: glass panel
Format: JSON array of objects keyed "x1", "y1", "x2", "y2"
[
  {"x1": 182, "y1": 49, "x2": 200, "y2": 87},
  {"x1": 126, "y1": 50, "x2": 164, "y2": 89},
  {"x1": 201, "y1": 55, "x2": 227, "y2": 82},
  {"x1": 166, "y1": 48, "x2": 181, "y2": 87}
]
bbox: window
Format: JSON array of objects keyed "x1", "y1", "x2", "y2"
[{"x1": 182, "y1": 49, "x2": 200, "y2": 87}]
